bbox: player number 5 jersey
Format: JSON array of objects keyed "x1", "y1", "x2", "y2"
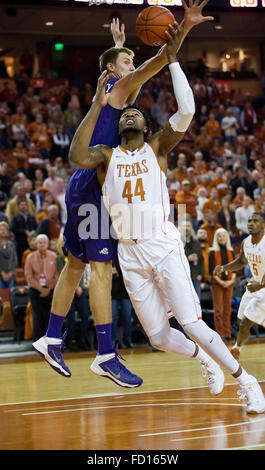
[
  {"x1": 243, "y1": 234, "x2": 265, "y2": 283},
  {"x1": 102, "y1": 142, "x2": 170, "y2": 241}
]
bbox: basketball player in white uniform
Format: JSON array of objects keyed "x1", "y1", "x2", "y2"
[
  {"x1": 70, "y1": 36, "x2": 265, "y2": 413},
  {"x1": 214, "y1": 212, "x2": 265, "y2": 361}
]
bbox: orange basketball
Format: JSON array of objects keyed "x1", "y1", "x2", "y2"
[{"x1": 136, "y1": 6, "x2": 175, "y2": 47}]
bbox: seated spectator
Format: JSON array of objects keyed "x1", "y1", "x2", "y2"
[
  {"x1": 51, "y1": 126, "x2": 70, "y2": 162},
  {"x1": 221, "y1": 108, "x2": 239, "y2": 150},
  {"x1": 0, "y1": 221, "x2": 17, "y2": 288},
  {"x1": 10, "y1": 197, "x2": 37, "y2": 266},
  {"x1": 209, "y1": 167, "x2": 229, "y2": 198},
  {"x1": 45, "y1": 96, "x2": 63, "y2": 124},
  {"x1": 216, "y1": 195, "x2": 237, "y2": 245},
  {"x1": 202, "y1": 187, "x2": 221, "y2": 215},
  {"x1": 43, "y1": 166, "x2": 65, "y2": 198},
  {"x1": 12, "y1": 141, "x2": 28, "y2": 173},
  {"x1": 205, "y1": 112, "x2": 223, "y2": 141},
  {"x1": 181, "y1": 219, "x2": 204, "y2": 301},
  {"x1": 175, "y1": 180, "x2": 198, "y2": 228},
  {"x1": 62, "y1": 102, "x2": 81, "y2": 141},
  {"x1": 200, "y1": 208, "x2": 223, "y2": 247},
  {"x1": 24, "y1": 234, "x2": 58, "y2": 341},
  {"x1": 209, "y1": 228, "x2": 236, "y2": 341},
  {"x1": 232, "y1": 186, "x2": 247, "y2": 209},
  {"x1": 196, "y1": 187, "x2": 208, "y2": 227},
  {"x1": 0, "y1": 107, "x2": 10, "y2": 148},
  {"x1": 171, "y1": 152, "x2": 188, "y2": 184},
  {"x1": 191, "y1": 151, "x2": 208, "y2": 176},
  {"x1": 193, "y1": 126, "x2": 213, "y2": 161},
  {"x1": 31, "y1": 123, "x2": 51, "y2": 160},
  {"x1": 36, "y1": 204, "x2": 61, "y2": 240},
  {"x1": 26, "y1": 142, "x2": 45, "y2": 180},
  {"x1": 54, "y1": 156, "x2": 69, "y2": 183},
  {"x1": 0, "y1": 183, "x2": 8, "y2": 212},
  {"x1": 27, "y1": 113, "x2": 47, "y2": 140},
  {"x1": 11, "y1": 116, "x2": 28, "y2": 146},
  {"x1": 6, "y1": 183, "x2": 36, "y2": 222},
  {"x1": 235, "y1": 195, "x2": 255, "y2": 241},
  {"x1": 230, "y1": 166, "x2": 252, "y2": 198},
  {"x1": 240, "y1": 101, "x2": 257, "y2": 135}
]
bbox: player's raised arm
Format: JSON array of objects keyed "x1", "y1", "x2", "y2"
[
  {"x1": 149, "y1": 26, "x2": 195, "y2": 172},
  {"x1": 69, "y1": 71, "x2": 110, "y2": 169},
  {"x1": 109, "y1": 0, "x2": 214, "y2": 108}
]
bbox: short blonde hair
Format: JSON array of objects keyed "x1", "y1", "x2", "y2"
[{"x1": 0, "y1": 221, "x2": 9, "y2": 230}]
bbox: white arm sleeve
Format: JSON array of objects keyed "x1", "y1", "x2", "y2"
[{"x1": 168, "y1": 61, "x2": 195, "y2": 133}]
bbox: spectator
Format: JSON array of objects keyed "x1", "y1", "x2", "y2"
[
  {"x1": 175, "y1": 180, "x2": 198, "y2": 228},
  {"x1": 31, "y1": 123, "x2": 51, "y2": 160},
  {"x1": 27, "y1": 113, "x2": 47, "y2": 140},
  {"x1": 181, "y1": 219, "x2": 204, "y2": 300},
  {"x1": 0, "y1": 221, "x2": 17, "y2": 288},
  {"x1": 240, "y1": 101, "x2": 257, "y2": 134},
  {"x1": 200, "y1": 208, "x2": 223, "y2": 247},
  {"x1": 51, "y1": 125, "x2": 70, "y2": 162},
  {"x1": 216, "y1": 195, "x2": 237, "y2": 245},
  {"x1": 62, "y1": 102, "x2": 81, "y2": 141},
  {"x1": 111, "y1": 259, "x2": 133, "y2": 349},
  {"x1": 197, "y1": 227, "x2": 210, "y2": 284},
  {"x1": 54, "y1": 156, "x2": 69, "y2": 183},
  {"x1": 36, "y1": 204, "x2": 61, "y2": 240},
  {"x1": 196, "y1": 187, "x2": 208, "y2": 226},
  {"x1": 6, "y1": 183, "x2": 35, "y2": 222},
  {"x1": 209, "y1": 228, "x2": 236, "y2": 340},
  {"x1": 0, "y1": 107, "x2": 10, "y2": 148},
  {"x1": 171, "y1": 152, "x2": 188, "y2": 184},
  {"x1": 45, "y1": 96, "x2": 63, "y2": 124},
  {"x1": 205, "y1": 112, "x2": 223, "y2": 142},
  {"x1": 10, "y1": 197, "x2": 37, "y2": 266},
  {"x1": 25, "y1": 234, "x2": 58, "y2": 341},
  {"x1": 202, "y1": 186, "x2": 221, "y2": 216},
  {"x1": 235, "y1": 195, "x2": 255, "y2": 241},
  {"x1": 230, "y1": 166, "x2": 252, "y2": 198},
  {"x1": 221, "y1": 108, "x2": 239, "y2": 150},
  {"x1": 43, "y1": 167, "x2": 65, "y2": 198},
  {"x1": 12, "y1": 141, "x2": 28, "y2": 173},
  {"x1": 21, "y1": 232, "x2": 37, "y2": 269}
]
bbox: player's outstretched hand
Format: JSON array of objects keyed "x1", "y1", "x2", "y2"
[
  {"x1": 165, "y1": 23, "x2": 181, "y2": 62},
  {"x1": 182, "y1": 0, "x2": 214, "y2": 33},
  {"x1": 213, "y1": 265, "x2": 223, "y2": 277},
  {"x1": 111, "y1": 18, "x2": 126, "y2": 47},
  {"x1": 94, "y1": 70, "x2": 110, "y2": 108}
]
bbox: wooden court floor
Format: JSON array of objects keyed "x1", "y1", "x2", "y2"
[{"x1": 0, "y1": 340, "x2": 265, "y2": 451}]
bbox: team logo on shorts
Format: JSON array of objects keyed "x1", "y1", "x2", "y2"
[{"x1": 99, "y1": 248, "x2": 109, "y2": 255}]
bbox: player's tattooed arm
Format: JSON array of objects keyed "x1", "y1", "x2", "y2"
[{"x1": 84, "y1": 144, "x2": 110, "y2": 170}]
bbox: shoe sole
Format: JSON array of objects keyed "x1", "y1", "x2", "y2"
[
  {"x1": 246, "y1": 406, "x2": 265, "y2": 414},
  {"x1": 33, "y1": 340, "x2": 71, "y2": 378},
  {"x1": 90, "y1": 362, "x2": 142, "y2": 388}
]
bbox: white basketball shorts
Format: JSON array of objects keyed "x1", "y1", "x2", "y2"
[
  {"x1": 237, "y1": 288, "x2": 265, "y2": 327},
  {"x1": 118, "y1": 225, "x2": 202, "y2": 338}
]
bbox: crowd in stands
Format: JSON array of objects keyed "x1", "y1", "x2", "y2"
[{"x1": 0, "y1": 59, "x2": 265, "y2": 345}]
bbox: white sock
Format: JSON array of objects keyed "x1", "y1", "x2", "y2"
[{"x1": 235, "y1": 368, "x2": 252, "y2": 386}]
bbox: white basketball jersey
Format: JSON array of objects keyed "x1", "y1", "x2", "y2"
[
  {"x1": 102, "y1": 143, "x2": 172, "y2": 240},
  {"x1": 243, "y1": 234, "x2": 265, "y2": 282}
]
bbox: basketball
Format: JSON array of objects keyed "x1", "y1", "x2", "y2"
[{"x1": 136, "y1": 6, "x2": 175, "y2": 47}]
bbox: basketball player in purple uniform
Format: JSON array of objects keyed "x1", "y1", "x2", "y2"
[{"x1": 33, "y1": 1, "x2": 214, "y2": 387}]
